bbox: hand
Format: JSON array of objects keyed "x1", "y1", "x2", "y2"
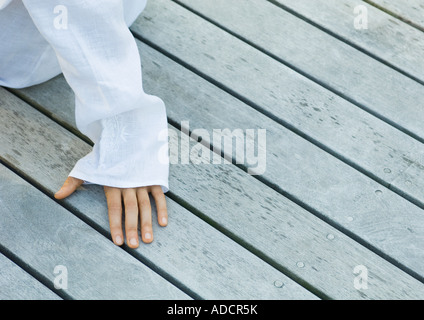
[{"x1": 54, "y1": 177, "x2": 168, "y2": 248}]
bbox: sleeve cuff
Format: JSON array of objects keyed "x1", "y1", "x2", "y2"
[{"x1": 68, "y1": 100, "x2": 170, "y2": 193}]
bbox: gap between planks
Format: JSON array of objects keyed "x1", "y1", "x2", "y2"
[{"x1": 267, "y1": 0, "x2": 424, "y2": 87}]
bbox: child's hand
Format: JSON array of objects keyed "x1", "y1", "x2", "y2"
[{"x1": 54, "y1": 177, "x2": 168, "y2": 248}]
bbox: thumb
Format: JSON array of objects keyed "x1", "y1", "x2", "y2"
[{"x1": 54, "y1": 176, "x2": 84, "y2": 199}]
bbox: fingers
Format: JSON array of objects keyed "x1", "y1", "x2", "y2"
[
  {"x1": 104, "y1": 187, "x2": 124, "y2": 246},
  {"x1": 137, "y1": 188, "x2": 153, "y2": 244},
  {"x1": 54, "y1": 177, "x2": 83, "y2": 199},
  {"x1": 122, "y1": 188, "x2": 139, "y2": 248},
  {"x1": 104, "y1": 185, "x2": 168, "y2": 248},
  {"x1": 151, "y1": 186, "x2": 168, "y2": 227}
]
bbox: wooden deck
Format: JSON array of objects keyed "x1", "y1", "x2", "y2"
[{"x1": 1, "y1": 0, "x2": 424, "y2": 300}]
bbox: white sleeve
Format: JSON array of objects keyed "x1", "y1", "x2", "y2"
[
  {"x1": 21, "y1": 0, "x2": 169, "y2": 192},
  {"x1": 0, "y1": 0, "x2": 13, "y2": 10}
]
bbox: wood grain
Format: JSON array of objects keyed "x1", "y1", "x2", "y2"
[
  {"x1": 0, "y1": 253, "x2": 61, "y2": 300},
  {"x1": 128, "y1": 0, "x2": 424, "y2": 283},
  {"x1": 0, "y1": 88, "x2": 316, "y2": 300},
  {"x1": 0, "y1": 163, "x2": 189, "y2": 300},
  {"x1": 272, "y1": 0, "x2": 424, "y2": 83}
]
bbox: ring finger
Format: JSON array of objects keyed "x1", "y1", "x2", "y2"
[{"x1": 137, "y1": 188, "x2": 153, "y2": 243}]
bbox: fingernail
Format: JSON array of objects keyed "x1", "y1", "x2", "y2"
[
  {"x1": 115, "y1": 236, "x2": 123, "y2": 245},
  {"x1": 130, "y1": 238, "x2": 138, "y2": 246},
  {"x1": 161, "y1": 217, "x2": 167, "y2": 225},
  {"x1": 144, "y1": 232, "x2": 152, "y2": 240}
]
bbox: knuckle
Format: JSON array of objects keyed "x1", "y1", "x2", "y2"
[
  {"x1": 142, "y1": 225, "x2": 152, "y2": 233},
  {"x1": 125, "y1": 226, "x2": 138, "y2": 234},
  {"x1": 110, "y1": 226, "x2": 122, "y2": 235},
  {"x1": 158, "y1": 209, "x2": 168, "y2": 217},
  {"x1": 108, "y1": 203, "x2": 122, "y2": 214},
  {"x1": 138, "y1": 198, "x2": 151, "y2": 208},
  {"x1": 124, "y1": 200, "x2": 138, "y2": 211}
]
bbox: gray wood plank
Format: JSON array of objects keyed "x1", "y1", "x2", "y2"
[
  {"x1": 0, "y1": 253, "x2": 61, "y2": 300},
  {"x1": 366, "y1": 0, "x2": 424, "y2": 30},
  {"x1": 272, "y1": 0, "x2": 424, "y2": 84},
  {"x1": 176, "y1": 0, "x2": 424, "y2": 143},
  {"x1": 128, "y1": 0, "x2": 424, "y2": 280},
  {"x1": 19, "y1": 0, "x2": 424, "y2": 217},
  {"x1": 173, "y1": 0, "x2": 424, "y2": 220},
  {"x1": 0, "y1": 164, "x2": 188, "y2": 300},
  {"x1": 9, "y1": 75, "x2": 424, "y2": 298},
  {"x1": 0, "y1": 89, "x2": 317, "y2": 300}
]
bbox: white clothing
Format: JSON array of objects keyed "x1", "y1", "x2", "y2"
[{"x1": 0, "y1": 0, "x2": 169, "y2": 191}]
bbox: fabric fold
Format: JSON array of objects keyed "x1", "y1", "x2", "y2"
[
  {"x1": 0, "y1": 0, "x2": 169, "y2": 191},
  {"x1": 0, "y1": 0, "x2": 12, "y2": 10}
]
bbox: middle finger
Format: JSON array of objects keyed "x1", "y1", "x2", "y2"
[{"x1": 122, "y1": 188, "x2": 139, "y2": 248}]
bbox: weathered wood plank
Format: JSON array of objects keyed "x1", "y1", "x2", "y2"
[
  {"x1": 19, "y1": 0, "x2": 424, "y2": 218},
  {"x1": 0, "y1": 253, "x2": 61, "y2": 300},
  {"x1": 366, "y1": 0, "x2": 424, "y2": 30},
  {"x1": 272, "y1": 0, "x2": 424, "y2": 84},
  {"x1": 0, "y1": 89, "x2": 316, "y2": 300},
  {"x1": 128, "y1": 0, "x2": 424, "y2": 280},
  {"x1": 176, "y1": 0, "x2": 424, "y2": 142},
  {"x1": 172, "y1": 0, "x2": 424, "y2": 220},
  {"x1": 0, "y1": 165, "x2": 189, "y2": 300},
  {"x1": 10, "y1": 75, "x2": 424, "y2": 298}
]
